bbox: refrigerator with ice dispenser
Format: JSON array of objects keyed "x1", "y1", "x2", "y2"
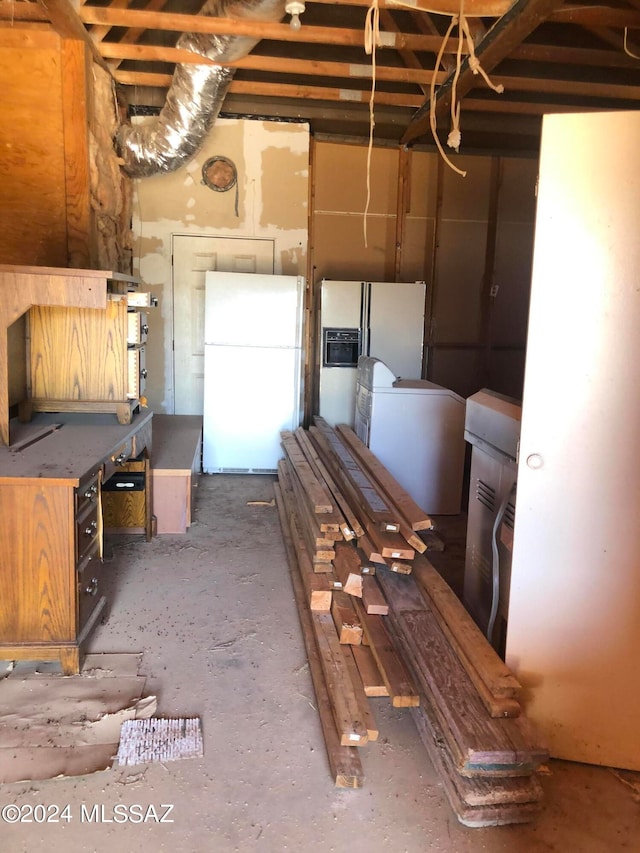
[{"x1": 318, "y1": 279, "x2": 426, "y2": 427}]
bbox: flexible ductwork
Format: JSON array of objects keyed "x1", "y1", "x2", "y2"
[{"x1": 116, "y1": 0, "x2": 286, "y2": 177}]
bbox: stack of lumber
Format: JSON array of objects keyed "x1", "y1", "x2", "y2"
[{"x1": 274, "y1": 419, "x2": 548, "y2": 825}]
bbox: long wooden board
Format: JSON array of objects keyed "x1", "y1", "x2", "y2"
[
  {"x1": 412, "y1": 553, "x2": 522, "y2": 699},
  {"x1": 351, "y1": 644, "x2": 389, "y2": 697},
  {"x1": 295, "y1": 428, "x2": 361, "y2": 539},
  {"x1": 281, "y1": 431, "x2": 333, "y2": 513},
  {"x1": 332, "y1": 541, "x2": 363, "y2": 597},
  {"x1": 312, "y1": 611, "x2": 369, "y2": 747},
  {"x1": 377, "y1": 567, "x2": 520, "y2": 718},
  {"x1": 335, "y1": 424, "x2": 433, "y2": 532},
  {"x1": 377, "y1": 572, "x2": 547, "y2": 775},
  {"x1": 280, "y1": 486, "x2": 364, "y2": 788},
  {"x1": 274, "y1": 483, "x2": 333, "y2": 612},
  {"x1": 312, "y1": 418, "x2": 400, "y2": 529},
  {"x1": 410, "y1": 701, "x2": 544, "y2": 826},
  {"x1": 352, "y1": 598, "x2": 420, "y2": 708}
]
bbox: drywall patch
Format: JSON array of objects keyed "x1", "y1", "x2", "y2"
[
  {"x1": 260, "y1": 147, "x2": 308, "y2": 231},
  {"x1": 280, "y1": 246, "x2": 305, "y2": 276}
]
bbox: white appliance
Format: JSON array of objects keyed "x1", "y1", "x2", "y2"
[
  {"x1": 319, "y1": 279, "x2": 426, "y2": 427},
  {"x1": 354, "y1": 356, "x2": 465, "y2": 515},
  {"x1": 203, "y1": 271, "x2": 304, "y2": 473},
  {"x1": 462, "y1": 389, "x2": 521, "y2": 657}
]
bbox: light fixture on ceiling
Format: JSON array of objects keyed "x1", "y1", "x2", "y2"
[{"x1": 285, "y1": 0, "x2": 305, "y2": 31}]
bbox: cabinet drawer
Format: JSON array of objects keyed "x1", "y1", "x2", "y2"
[
  {"x1": 127, "y1": 346, "x2": 146, "y2": 399},
  {"x1": 76, "y1": 500, "x2": 100, "y2": 562},
  {"x1": 77, "y1": 540, "x2": 104, "y2": 632},
  {"x1": 76, "y1": 469, "x2": 101, "y2": 518},
  {"x1": 103, "y1": 438, "x2": 134, "y2": 482},
  {"x1": 127, "y1": 310, "x2": 148, "y2": 345},
  {"x1": 127, "y1": 292, "x2": 157, "y2": 309}
]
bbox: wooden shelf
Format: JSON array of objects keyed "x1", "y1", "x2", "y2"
[{"x1": 0, "y1": 264, "x2": 140, "y2": 445}]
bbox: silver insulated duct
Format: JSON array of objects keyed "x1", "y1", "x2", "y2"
[{"x1": 117, "y1": 0, "x2": 286, "y2": 177}]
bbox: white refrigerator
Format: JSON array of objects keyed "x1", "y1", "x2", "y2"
[
  {"x1": 203, "y1": 271, "x2": 304, "y2": 474},
  {"x1": 319, "y1": 279, "x2": 426, "y2": 427}
]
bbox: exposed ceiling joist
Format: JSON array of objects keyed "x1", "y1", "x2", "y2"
[{"x1": 3, "y1": 0, "x2": 639, "y2": 156}]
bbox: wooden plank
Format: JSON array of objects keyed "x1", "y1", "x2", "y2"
[
  {"x1": 332, "y1": 541, "x2": 363, "y2": 598},
  {"x1": 362, "y1": 575, "x2": 389, "y2": 616},
  {"x1": 281, "y1": 431, "x2": 333, "y2": 513},
  {"x1": 352, "y1": 644, "x2": 389, "y2": 697},
  {"x1": 352, "y1": 598, "x2": 420, "y2": 708},
  {"x1": 336, "y1": 424, "x2": 433, "y2": 532},
  {"x1": 342, "y1": 646, "x2": 379, "y2": 742},
  {"x1": 285, "y1": 459, "x2": 338, "y2": 546},
  {"x1": 331, "y1": 590, "x2": 363, "y2": 645},
  {"x1": 308, "y1": 425, "x2": 369, "y2": 537},
  {"x1": 278, "y1": 461, "x2": 335, "y2": 563},
  {"x1": 410, "y1": 702, "x2": 544, "y2": 825},
  {"x1": 364, "y1": 520, "x2": 415, "y2": 561},
  {"x1": 377, "y1": 568, "x2": 521, "y2": 718},
  {"x1": 274, "y1": 484, "x2": 333, "y2": 612},
  {"x1": 412, "y1": 553, "x2": 521, "y2": 699},
  {"x1": 391, "y1": 604, "x2": 547, "y2": 773},
  {"x1": 312, "y1": 611, "x2": 369, "y2": 747},
  {"x1": 294, "y1": 428, "x2": 357, "y2": 540},
  {"x1": 312, "y1": 418, "x2": 401, "y2": 529},
  {"x1": 282, "y1": 488, "x2": 364, "y2": 788},
  {"x1": 357, "y1": 534, "x2": 386, "y2": 566}
]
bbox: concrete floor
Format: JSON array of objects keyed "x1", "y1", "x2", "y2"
[{"x1": 3, "y1": 474, "x2": 639, "y2": 852}]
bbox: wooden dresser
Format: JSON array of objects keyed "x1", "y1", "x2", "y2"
[{"x1": 0, "y1": 411, "x2": 153, "y2": 674}]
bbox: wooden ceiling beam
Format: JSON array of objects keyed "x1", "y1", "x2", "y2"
[
  {"x1": 511, "y1": 40, "x2": 640, "y2": 68},
  {"x1": 37, "y1": 0, "x2": 113, "y2": 73},
  {"x1": 100, "y1": 41, "x2": 447, "y2": 86},
  {"x1": 0, "y1": 1, "x2": 48, "y2": 20},
  {"x1": 78, "y1": 5, "x2": 451, "y2": 52},
  {"x1": 112, "y1": 62, "x2": 640, "y2": 104},
  {"x1": 549, "y1": 6, "x2": 640, "y2": 27},
  {"x1": 308, "y1": 0, "x2": 514, "y2": 14},
  {"x1": 401, "y1": 0, "x2": 563, "y2": 145}
]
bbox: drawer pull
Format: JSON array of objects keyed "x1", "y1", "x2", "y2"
[
  {"x1": 84, "y1": 521, "x2": 98, "y2": 535},
  {"x1": 114, "y1": 452, "x2": 128, "y2": 465},
  {"x1": 85, "y1": 577, "x2": 99, "y2": 597}
]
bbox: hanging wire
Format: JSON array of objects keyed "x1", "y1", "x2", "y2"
[
  {"x1": 363, "y1": 0, "x2": 381, "y2": 248},
  {"x1": 623, "y1": 28, "x2": 640, "y2": 60}
]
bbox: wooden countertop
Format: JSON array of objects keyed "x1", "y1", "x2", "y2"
[{"x1": 0, "y1": 411, "x2": 153, "y2": 485}]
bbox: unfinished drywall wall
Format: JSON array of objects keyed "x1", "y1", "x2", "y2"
[
  {"x1": 132, "y1": 118, "x2": 309, "y2": 413},
  {"x1": 313, "y1": 142, "x2": 400, "y2": 282},
  {"x1": 310, "y1": 139, "x2": 537, "y2": 402}
]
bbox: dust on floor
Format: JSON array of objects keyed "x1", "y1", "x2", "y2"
[{"x1": 1, "y1": 475, "x2": 638, "y2": 853}]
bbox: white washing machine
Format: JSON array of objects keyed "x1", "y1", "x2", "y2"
[{"x1": 354, "y1": 356, "x2": 466, "y2": 515}]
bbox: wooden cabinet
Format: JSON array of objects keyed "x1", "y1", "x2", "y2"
[
  {"x1": 0, "y1": 411, "x2": 153, "y2": 674},
  {"x1": 26, "y1": 289, "x2": 154, "y2": 425}
]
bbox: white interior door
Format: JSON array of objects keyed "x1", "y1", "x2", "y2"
[
  {"x1": 505, "y1": 111, "x2": 640, "y2": 769},
  {"x1": 172, "y1": 235, "x2": 274, "y2": 414}
]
